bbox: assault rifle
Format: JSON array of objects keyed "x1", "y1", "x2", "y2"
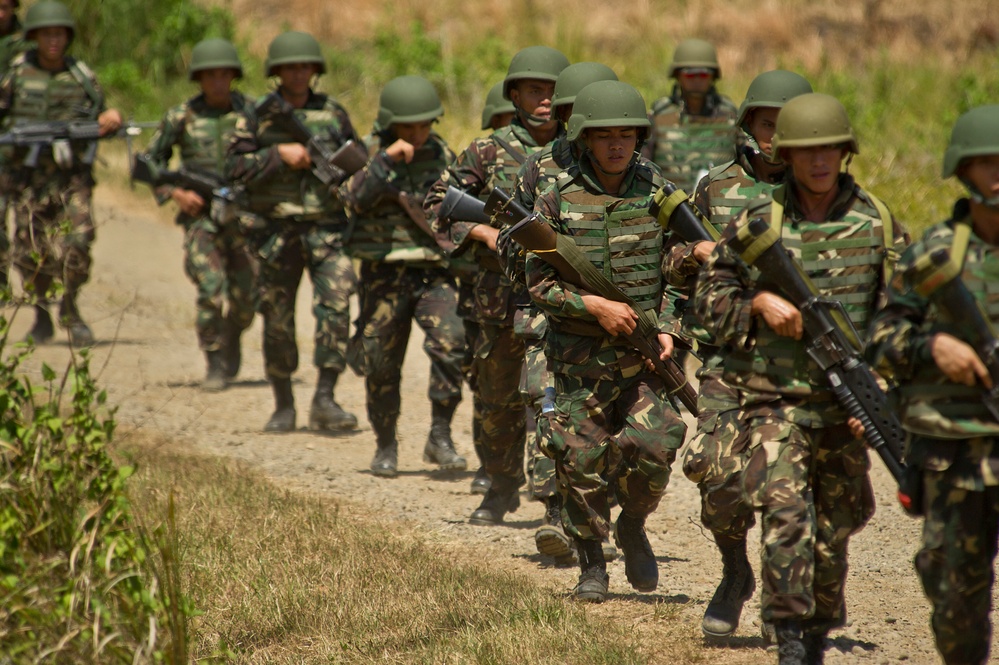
[
  {"x1": 0, "y1": 119, "x2": 155, "y2": 168},
  {"x1": 258, "y1": 92, "x2": 368, "y2": 187},
  {"x1": 649, "y1": 181, "x2": 720, "y2": 243},
  {"x1": 736, "y1": 215, "x2": 906, "y2": 484},
  {"x1": 131, "y1": 154, "x2": 245, "y2": 226}
]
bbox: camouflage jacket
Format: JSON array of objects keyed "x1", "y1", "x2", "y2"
[
  {"x1": 143, "y1": 91, "x2": 251, "y2": 221},
  {"x1": 867, "y1": 200, "x2": 999, "y2": 442},
  {"x1": 226, "y1": 88, "x2": 360, "y2": 223},
  {"x1": 693, "y1": 174, "x2": 908, "y2": 425},
  {"x1": 0, "y1": 16, "x2": 23, "y2": 75}
]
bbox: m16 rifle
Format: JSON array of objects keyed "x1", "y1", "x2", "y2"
[
  {"x1": 132, "y1": 153, "x2": 245, "y2": 226},
  {"x1": 0, "y1": 119, "x2": 155, "y2": 169}
]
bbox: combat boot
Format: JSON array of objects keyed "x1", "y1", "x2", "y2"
[
  {"x1": 803, "y1": 631, "x2": 827, "y2": 664},
  {"x1": 470, "y1": 466, "x2": 491, "y2": 495},
  {"x1": 775, "y1": 620, "x2": 808, "y2": 665},
  {"x1": 370, "y1": 421, "x2": 399, "y2": 478},
  {"x1": 702, "y1": 535, "x2": 756, "y2": 637},
  {"x1": 573, "y1": 537, "x2": 609, "y2": 603},
  {"x1": 24, "y1": 305, "x2": 54, "y2": 344},
  {"x1": 203, "y1": 350, "x2": 227, "y2": 392},
  {"x1": 264, "y1": 377, "x2": 296, "y2": 432},
  {"x1": 423, "y1": 402, "x2": 467, "y2": 470},
  {"x1": 220, "y1": 316, "x2": 243, "y2": 379},
  {"x1": 614, "y1": 513, "x2": 659, "y2": 592},
  {"x1": 309, "y1": 368, "x2": 357, "y2": 431},
  {"x1": 468, "y1": 475, "x2": 521, "y2": 526},
  {"x1": 534, "y1": 494, "x2": 576, "y2": 565},
  {"x1": 60, "y1": 291, "x2": 95, "y2": 347}
]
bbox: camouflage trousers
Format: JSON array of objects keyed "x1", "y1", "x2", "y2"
[
  {"x1": 457, "y1": 278, "x2": 484, "y2": 463},
  {"x1": 348, "y1": 261, "x2": 464, "y2": 433},
  {"x1": 682, "y1": 363, "x2": 755, "y2": 539},
  {"x1": 911, "y1": 435, "x2": 999, "y2": 665},
  {"x1": 11, "y1": 170, "x2": 94, "y2": 303},
  {"x1": 549, "y1": 354, "x2": 687, "y2": 541},
  {"x1": 473, "y1": 321, "x2": 526, "y2": 485},
  {"x1": 516, "y1": 307, "x2": 556, "y2": 501},
  {"x1": 740, "y1": 415, "x2": 875, "y2": 626},
  {"x1": 182, "y1": 217, "x2": 256, "y2": 351},
  {"x1": 247, "y1": 221, "x2": 355, "y2": 379}
]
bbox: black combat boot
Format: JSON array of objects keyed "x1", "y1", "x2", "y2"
[
  {"x1": 534, "y1": 494, "x2": 576, "y2": 565},
  {"x1": 803, "y1": 631, "x2": 827, "y2": 664},
  {"x1": 614, "y1": 513, "x2": 659, "y2": 592},
  {"x1": 370, "y1": 420, "x2": 399, "y2": 478},
  {"x1": 220, "y1": 316, "x2": 243, "y2": 379},
  {"x1": 61, "y1": 291, "x2": 94, "y2": 347},
  {"x1": 470, "y1": 466, "x2": 491, "y2": 495},
  {"x1": 702, "y1": 535, "x2": 756, "y2": 637},
  {"x1": 468, "y1": 475, "x2": 521, "y2": 526},
  {"x1": 423, "y1": 402, "x2": 467, "y2": 470},
  {"x1": 203, "y1": 350, "x2": 227, "y2": 392},
  {"x1": 775, "y1": 620, "x2": 808, "y2": 665},
  {"x1": 573, "y1": 537, "x2": 609, "y2": 603},
  {"x1": 24, "y1": 305, "x2": 54, "y2": 344},
  {"x1": 309, "y1": 367, "x2": 357, "y2": 431},
  {"x1": 264, "y1": 377, "x2": 296, "y2": 432}
]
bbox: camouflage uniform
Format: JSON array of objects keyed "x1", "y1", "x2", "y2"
[
  {"x1": 527, "y1": 154, "x2": 688, "y2": 544},
  {"x1": 867, "y1": 202, "x2": 999, "y2": 665},
  {"x1": 143, "y1": 92, "x2": 256, "y2": 360},
  {"x1": 0, "y1": 48, "x2": 105, "y2": 325},
  {"x1": 692, "y1": 175, "x2": 907, "y2": 632},
  {"x1": 0, "y1": 14, "x2": 21, "y2": 284},
  {"x1": 341, "y1": 132, "x2": 465, "y2": 459}
]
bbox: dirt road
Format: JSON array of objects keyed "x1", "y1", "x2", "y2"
[{"x1": 11, "y1": 184, "x2": 982, "y2": 664}]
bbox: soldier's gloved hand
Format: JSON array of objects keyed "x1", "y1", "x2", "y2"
[
  {"x1": 931, "y1": 332, "x2": 993, "y2": 388},
  {"x1": 582, "y1": 294, "x2": 638, "y2": 336},
  {"x1": 98, "y1": 109, "x2": 123, "y2": 136},
  {"x1": 171, "y1": 188, "x2": 206, "y2": 217},
  {"x1": 384, "y1": 139, "x2": 416, "y2": 164},
  {"x1": 751, "y1": 291, "x2": 802, "y2": 339},
  {"x1": 278, "y1": 143, "x2": 312, "y2": 170}
]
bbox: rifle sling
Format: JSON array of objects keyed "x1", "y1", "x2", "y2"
[{"x1": 493, "y1": 135, "x2": 527, "y2": 166}]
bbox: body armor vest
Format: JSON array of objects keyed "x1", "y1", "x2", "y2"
[
  {"x1": 704, "y1": 161, "x2": 777, "y2": 228},
  {"x1": 178, "y1": 94, "x2": 246, "y2": 175},
  {"x1": 651, "y1": 94, "x2": 737, "y2": 195}
]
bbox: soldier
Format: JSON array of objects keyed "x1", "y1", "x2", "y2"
[
  {"x1": 424, "y1": 45, "x2": 569, "y2": 526},
  {"x1": 227, "y1": 31, "x2": 360, "y2": 433},
  {"x1": 502, "y1": 61, "x2": 618, "y2": 564},
  {"x1": 141, "y1": 38, "x2": 256, "y2": 391},
  {"x1": 481, "y1": 81, "x2": 515, "y2": 132},
  {"x1": 341, "y1": 75, "x2": 466, "y2": 477},
  {"x1": 645, "y1": 38, "x2": 738, "y2": 196},
  {"x1": 527, "y1": 80, "x2": 688, "y2": 603},
  {"x1": 692, "y1": 93, "x2": 908, "y2": 663},
  {"x1": 0, "y1": 0, "x2": 123, "y2": 346},
  {"x1": 866, "y1": 105, "x2": 999, "y2": 665},
  {"x1": 671, "y1": 70, "x2": 813, "y2": 638},
  {"x1": 0, "y1": 0, "x2": 20, "y2": 291}
]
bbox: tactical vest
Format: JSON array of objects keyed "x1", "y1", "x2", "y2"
[
  {"x1": 723, "y1": 189, "x2": 887, "y2": 397},
  {"x1": 898, "y1": 219, "x2": 999, "y2": 438},
  {"x1": 651, "y1": 96, "x2": 737, "y2": 195},
  {"x1": 246, "y1": 93, "x2": 350, "y2": 222},
  {"x1": 178, "y1": 94, "x2": 246, "y2": 175},
  {"x1": 350, "y1": 136, "x2": 449, "y2": 263},
  {"x1": 704, "y1": 161, "x2": 777, "y2": 229}
]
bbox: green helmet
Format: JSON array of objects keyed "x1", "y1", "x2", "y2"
[
  {"x1": 668, "y1": 38, "x2": 720, "y2": 78},
  {"x1": 552, "y1": 62, "x2": 618, "y2": 111},
  {"x1": 737, "y1": 69, "x2": 813, "y2": 129},
  {"x1": 24, "y1": 1, "x2": 74, "y2": 42},
  {"x1": 771, "y1": 93, "x2": 859, "y2": 156},
  {"x1": 189, "y1": 38, "x2": 243, "y2": 81},
  {"x1": 502, "y1": 45, "x2": 570, "y2": 100},
  {"x1": 265, "y1": 31, "x2": 325, "y2": 77},
  {"x1": 376, "y1": 75, "x2": 443, "y2": 131},
  {"x1": 480, "y1": 81, "x2": 515, "y2": 130},
  {"x1": 566, "y1": 80, "x2": 650, "y2": 142},
  {"x1": 942, "y1": 105, "x2": 999, "y2": 178}
]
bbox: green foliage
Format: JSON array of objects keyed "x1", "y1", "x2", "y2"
[{"x1": 0, "y1": 313, "x2": 191, "y2": 662}]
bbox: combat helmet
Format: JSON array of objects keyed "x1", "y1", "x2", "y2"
[
  {"x1": 480, "y1": 81, "x2": 515, "y2": 130},
  {"x1": 668, "y1": 38, "x2": 720, "y2": 78},
  {"x1": 552, "y1": 62, "x2": 618, "y2": 112},
  {"x1": 737, "y1": 70, "x2": 813, "y2": 130},
  {"x1": 265, "y1": 31, "x2": 325, "y2": 77},
  {"x1": 566, "y1": 80, "x2": 651, "y2": 142},
  {"x1": 771, "y1": 93, "x2": 859, "y2": 157},
  {"x1": 376, "y1": 75, "x2": 443, "y2": 131},
  {"x1": 944, "y1": 105, "x2": 999, "y2": 206},
  {"x1": 23, "y1": 1, "x2": 74, "y2": 43},
  {"x1": 189, "y1": 38, "x2": 243, "y2": 81},
  {"x1": 502, "y1": 45, "x2": 570, "y2": 100}
]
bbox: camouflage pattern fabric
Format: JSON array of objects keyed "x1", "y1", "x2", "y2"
[
  {"x1": 523, "y1": 335, "x2": 556, "y2": 500},
  {"x1": 0, "y1": 15, "x2": 21, "y2": 283}
]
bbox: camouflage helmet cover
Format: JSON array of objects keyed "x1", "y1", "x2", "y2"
[
  {"x1": 566, "y1": 80, "x2": 650, "y2": 142},
  {"x1": 771, "y1": 92, "x2": 859, "y2": 156},
  {"x1": 942, "y1": 105, "x2": 999, "y2": 178},
  {"x1": 24, "y1": 1, "x2": 74, "y2": 42},
  {"x1": 376, "y1": 75, "x2": 444, "y2": 130},
  {"x1": 668, "y1": 38, "x2": 720, "y2": 78},
  {"x1": 265, "y1": 31, "x2": 325, "y2": 77},
  {"x1": 480, "y1": 81, "x2": 515, "y2": 130},
  {"x1": 189, "y1": 38, "x2": 243, "y2": 81},
  {"x1": 552, "y1": 62, "x2": 618, "y2": 110},
  {"x1": 502, "y1": 45, "x2": 570, "y2": 100},
  {"x1": 737, "y1": 69, "x2": 813, "y2": 130}
]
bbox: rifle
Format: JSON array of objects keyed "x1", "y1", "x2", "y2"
[
  {"x1": 131, "y1": 153, "x2": 245, "y2": 226},
  {"x1": 0, "y1": 119, "x2": 156, "y2": 169},
  {"x1": 649, "y1": 180, "x2": 720, "y2": 243},
  {"x1": 734, "y1": 215, "x2": 906, "y2": 484},
  {"x1": 257, "y1": 92, "x2": 368, "y2": 187},
  {"x1": 485, "y1": 186, "x2": 700, "y2": 415}
]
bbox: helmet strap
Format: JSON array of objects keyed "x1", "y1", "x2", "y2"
[
  {"x1": 962, "y1": 178, "x2": 999, "y2": 209},
  {"x1": 516, "y1": 105, "x2": 552, "y2": 129}
]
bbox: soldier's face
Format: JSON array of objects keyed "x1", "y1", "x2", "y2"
[
  {"x1": 960, "y1": 155, "x2": 999, "y2": 200},
  {"x1": 0, "y1": 0, "x2": 15, "y2": 32},
  {"x1": 34, "y1": 27, "x2": 70, "y2": 67},
  {"x1": 393, "y1": 121, "x2": 433, "y2": 150},
  {"x1": 509, "y1": 79, "x2": 556, "y2": 124},
  {"x1": 785, "y1": 144, "x2": 847, "y2": 195},
  {"x1": 584, "y1": 127, "x2": 639, "y2": 175},
  {"x1": 197, "y1": 68, "x2": 238, "y2": 106},
  {"x1": 676, "y1": 68, "x2": 714, "y2": 96},
  {"x1": 747, "y1": 107, "x2": 780, "y2": 156},
  {"x1": 276, "y1": 63, "x2": 319, "y2": 95}
]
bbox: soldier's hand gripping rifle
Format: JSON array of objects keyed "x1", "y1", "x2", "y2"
[
  {"x1": 735, "y1": 215, "x2": 906, "y2": 484},
  {"x1": 131, "y1": 154, "x2": 245, "y2": 226},
  {"x1": 649, "y1": 181, "x2": 720, "y2": 243},
  {"x1": 258, "y1": 92, "x2": 368, "y2": 188},
  {"x1": 0, "y1": 119, "x2": 156, "y2": 169},
  {"x1": 485, "y1": 186, "x2": 699, "y2": 415}
]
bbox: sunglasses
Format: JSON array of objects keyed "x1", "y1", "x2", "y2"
[{"x1": 679, "y1": 70, "x2": 713, "y2": 80}]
